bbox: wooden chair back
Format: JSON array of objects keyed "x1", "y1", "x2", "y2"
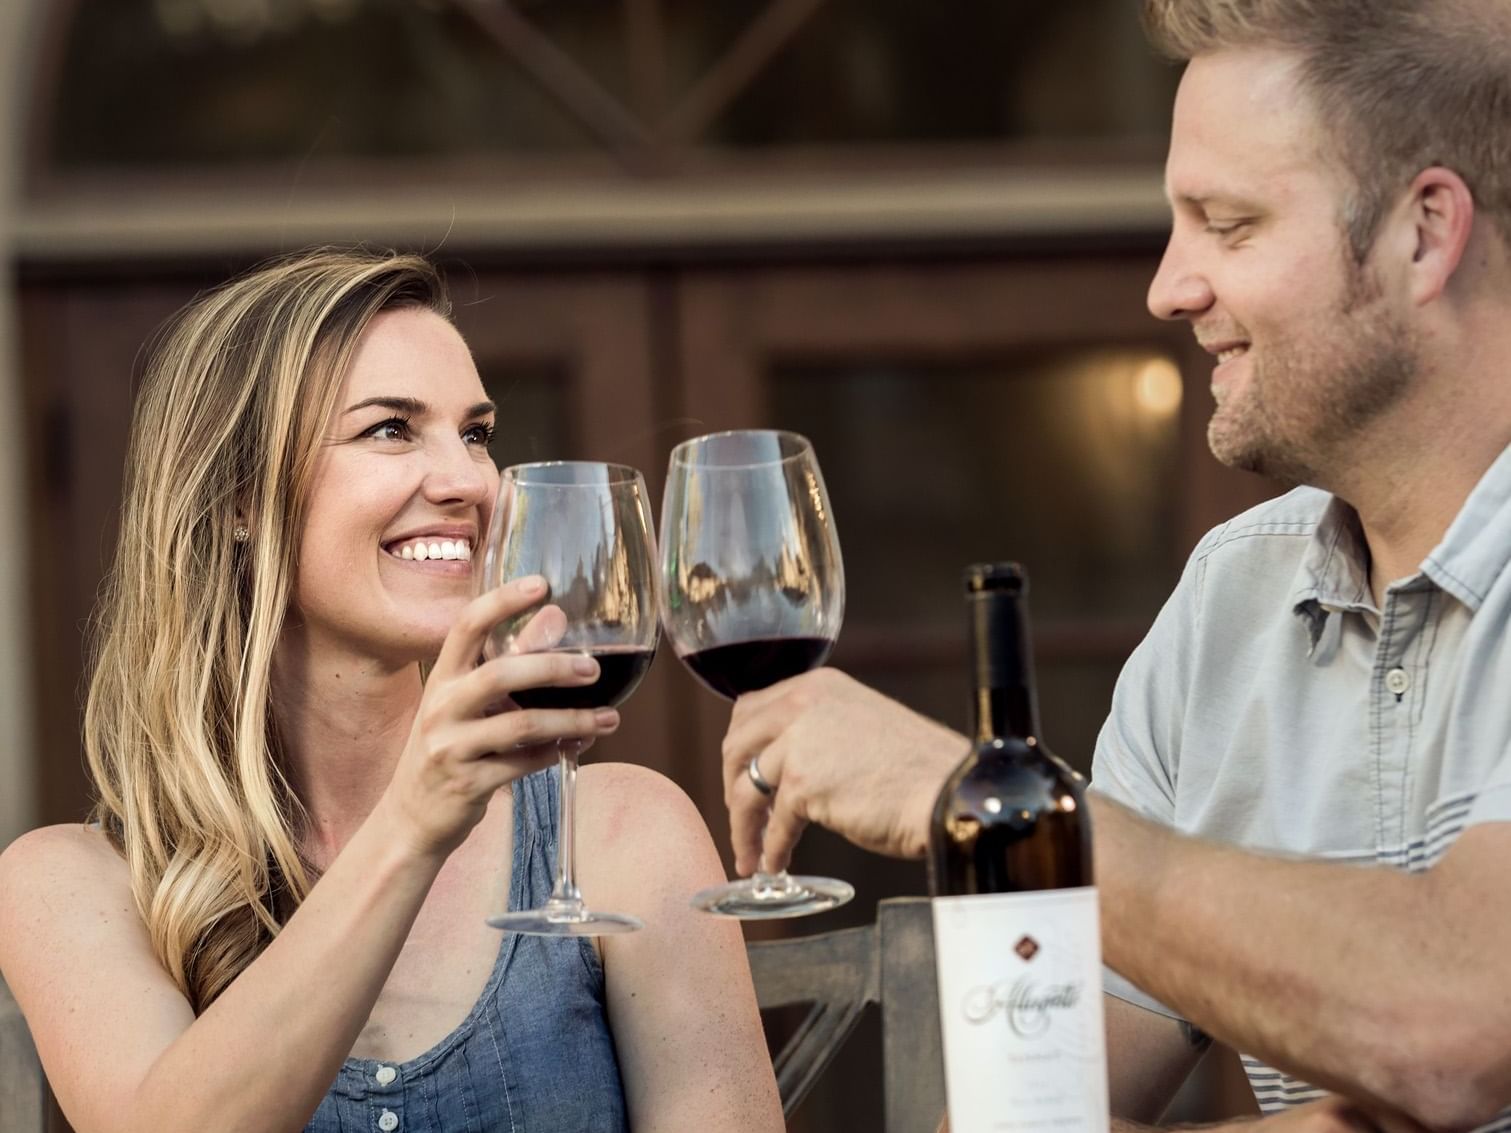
[
  {"x1": 748, "y1": 896, "x2": 945, "y2": 1133},
  {"x1": 0, "y1": 972, "x2": 46, "y2": 1133}
]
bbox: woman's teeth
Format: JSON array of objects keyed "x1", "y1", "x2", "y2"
[
  {"x1": 392, "y1": 539, "x2": 472, "y2": 562},
  {"x1": 1218, "y1": 346, "x2": 1247, "y2": 364}
]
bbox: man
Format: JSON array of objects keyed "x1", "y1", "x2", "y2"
[{"x1": 721, "y1": 1, "x2": 1511, "y2": 1129}]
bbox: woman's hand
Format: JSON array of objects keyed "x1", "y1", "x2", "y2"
[{"x1": 380, "y1": 574, "x2": 619, "y2": 860}]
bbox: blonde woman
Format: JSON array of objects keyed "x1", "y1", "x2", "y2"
[{"x1": 0, "y1": 249, "x2": 783, "y2": 1133}]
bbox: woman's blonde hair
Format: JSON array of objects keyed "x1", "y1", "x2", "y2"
[
  {"x1": 1143, "y1": 0, "x2": 1511, "y2": 259},
  {"x1": 85, "y1": 247, "x2": 450, "y2": 1012}
]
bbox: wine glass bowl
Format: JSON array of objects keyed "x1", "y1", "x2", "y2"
[
  {"x1": 477, "y1": 461, "x2": 659, "y2": 935},
  {"x1": 660, "y1": 430, "x2": 854, "y2": 918}
]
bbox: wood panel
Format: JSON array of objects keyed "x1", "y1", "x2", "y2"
[{"x1": 20, "y1": 282, "x2": 200, "y2": 827}]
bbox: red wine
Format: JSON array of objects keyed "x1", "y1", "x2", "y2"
[
  {"x1": 679, "y1": 636, "x2": 834, "y2": 700},
  {"x1": 928, "y1": 563, "x2": 1106, "y2": 1132},
  {"x1": 509, "y1": 647, "x2": 655, "y2": 710}
]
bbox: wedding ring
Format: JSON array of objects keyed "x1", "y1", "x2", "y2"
[{"x1": 747, "y1": 756, "x2": 776, "y2": 797}]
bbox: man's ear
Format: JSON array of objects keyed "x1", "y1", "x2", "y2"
[{"x1": 1403, "y1": 166, "x2": 1476, "y2": 305}]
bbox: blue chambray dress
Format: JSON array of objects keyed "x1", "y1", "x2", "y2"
[{"x1": 305, "y1": 768, "x2": 629, "y2": 1133}]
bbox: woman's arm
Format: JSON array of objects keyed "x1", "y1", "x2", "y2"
[
  {"x1": 0, "y1": 579, "x2": 616, "y2": 1133},
  {"x1": 0, "y1": 812, "x2": 442, "y2": 1133},
  {"x1": 580, "y1": 763, "x2": 784, "y2": 1133}
]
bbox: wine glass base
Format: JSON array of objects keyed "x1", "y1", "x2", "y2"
[
  {"x1": 691, "y1": 875, "x2": 855, "y2": 920},
  {"x1": 486, "y1": 907, "x2": 644, "y2": 936}
]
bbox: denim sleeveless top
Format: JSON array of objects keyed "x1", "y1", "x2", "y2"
[{"x1": 306, "y1": 768, "x2": 628, "y2": 1133}]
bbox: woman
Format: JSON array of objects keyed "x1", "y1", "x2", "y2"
[{"x1": 0, "y1": 249, "x2": 782, "y2": 1132}]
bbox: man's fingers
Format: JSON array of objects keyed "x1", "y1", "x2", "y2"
[
  {"x1": 722, "y1": 695, "x2": 795, "y2": 800},
  {"x1": 762, "y1": 796, "x2": 808, "y2": 875},
  {"x1": 729, "y1": 780, "x2": 769, "y2": 878}
]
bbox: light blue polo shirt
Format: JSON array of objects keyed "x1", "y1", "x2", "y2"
[{"x1": 1091, "y1": 442, "x2": 1511, "y2": 1114}]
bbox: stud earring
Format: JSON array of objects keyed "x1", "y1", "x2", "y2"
[{"x1": 233, "y1": 524, "x2": 250, "y2": 544}]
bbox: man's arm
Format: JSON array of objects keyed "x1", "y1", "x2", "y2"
[
  {"x1": 1099, "y1": 798, "x2": 1511, "y2": 1131},
  {"x1": 716, "y1": 669, "x2": 1493, "y2": 1127}
]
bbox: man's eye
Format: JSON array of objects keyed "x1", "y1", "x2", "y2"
[{"x1": 1205, "y1": 220, "x2": 1250, "y2": 239}]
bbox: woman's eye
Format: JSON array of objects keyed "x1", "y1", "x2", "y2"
[
  {"x1": 463, "y1": 422, "x2": 496, "y2": 447},
  {"x1": 364, "y1": 417, "x2": 412, "y2": 442}
]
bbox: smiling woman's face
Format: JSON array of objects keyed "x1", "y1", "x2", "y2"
[{"x1": 286, "y1": 306, "x2": 500, "y2": 666}]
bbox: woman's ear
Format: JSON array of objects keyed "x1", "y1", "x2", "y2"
[{"x1": 1402, "y1": 166, "x2": 1476, "y2": 305}]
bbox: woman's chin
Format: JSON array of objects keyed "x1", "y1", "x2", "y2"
[{"x1": 374, "y1": 624, "x2": 453, "y2": 667}]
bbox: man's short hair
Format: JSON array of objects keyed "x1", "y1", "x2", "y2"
[{"x1": 1143, "y1": 0, "x2": 1511, "y2": 259}]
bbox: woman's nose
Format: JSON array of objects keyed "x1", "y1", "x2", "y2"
[{"x1": 424, "y1": 441, "x2": 493, "y2": 507}]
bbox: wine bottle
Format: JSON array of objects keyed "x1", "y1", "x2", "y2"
[{"x1": 929, "y1": 562, "x2": 1108, "y2": 1133}]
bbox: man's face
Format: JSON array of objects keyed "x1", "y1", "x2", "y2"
[{"x1": 1147, "y1": 49, "x2": 1416, "y2": 487}]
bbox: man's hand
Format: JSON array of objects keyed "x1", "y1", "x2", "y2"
[
  {"x1": 940, "y1": 1098, "x2": 1426, "y2": 1133},
  {"x1": 720, "y1": 668, "x2": 962, "y2": 874},
  {"x1": 1204, "y1": 1098, "x2": 1427, "y2": 1133}
]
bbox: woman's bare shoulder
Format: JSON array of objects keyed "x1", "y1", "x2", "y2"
[
  {"x1": 0, "y1": 823, "x2": 133, "y2": 949},
  {"x1": 577, "y1": 762, "x2": 706, "y2": 832},
  {"x1": 1, "y1": 821, "x2": 127, "y2": 884},
  {"x1": 576, "y1": 763, "x2": 725, "y2": 888}
]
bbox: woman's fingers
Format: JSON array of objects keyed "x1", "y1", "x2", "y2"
[
  {"x1": 430, "y1": 575, "x2": 548, "y2": 682},
  {"x1": 469, "y1": 745, "x2": 560, "y2": 788},
  {"x1": 451, "y1": 705, "x2": 620, "y2": 763},
  {"x1": 509, "y1": 604, "x2": 568, "y2": 655},
  {"x1": 447, "y1": 650, "x2": 603, "y2": 719}
]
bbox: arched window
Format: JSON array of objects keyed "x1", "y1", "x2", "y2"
[{"x1": 38, "y1": 0, "x2": 1176, "y2": 181}]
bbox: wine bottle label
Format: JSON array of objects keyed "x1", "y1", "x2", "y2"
[{"x1": 932, "y1": 886, "x2": 1108, "y2": 1133}]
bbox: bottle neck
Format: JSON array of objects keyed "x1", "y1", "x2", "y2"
[{"x1": 968, "y1": 589, "x2": 1041, "y2": 746}]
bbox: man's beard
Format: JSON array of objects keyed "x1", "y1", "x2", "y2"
[{"x1": 1208, "y1": 267, "x2": 1416, "y2": 488}]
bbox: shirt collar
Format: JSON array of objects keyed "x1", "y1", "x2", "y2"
[
  {"x1": 1291, "y1": 495, "x2": 1373, "y2": 627},
  {"x1": 1420, "y1": 441, "x2": 1511, "y2": 612},
  {"x1": 1290, "y1": 441, "x2": 1511, "y2": 645}
]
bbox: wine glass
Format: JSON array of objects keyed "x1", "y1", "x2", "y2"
[
  {"x1": 660, "y1": 429, "x2": 854, "y2": 918},
  {"x1": 478, "y1": 461, "x2": 660, "y2": 935}
]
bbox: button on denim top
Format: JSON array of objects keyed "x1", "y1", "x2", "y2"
[{"x1": 306, "y1": 768, "x2": 628, "y2": 1133}]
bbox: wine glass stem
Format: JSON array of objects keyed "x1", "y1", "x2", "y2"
[
  {"x1": 752, "y1": 869, "x2": 797, "y2": 896},
  {"x1": 550, "y1": 740, "x2": 585, "y2": 908}
]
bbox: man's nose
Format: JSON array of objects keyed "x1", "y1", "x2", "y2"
[{"x1": 1147, "y1": 232, "x2": 1214, "y2": 322}]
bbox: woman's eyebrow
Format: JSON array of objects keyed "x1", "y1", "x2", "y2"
[
  {"x1": 342, "y1": 397, "x2": 497, "y2": 418},
  {"x1": 343, "y1": 395, "x2": 426, "y2": 417}
]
